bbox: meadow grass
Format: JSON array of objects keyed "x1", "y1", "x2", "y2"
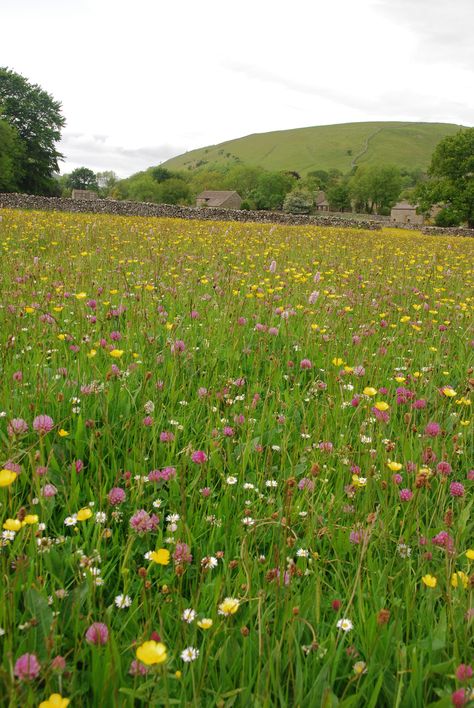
[{"x1": 0, "y1": 209, "x2": 472, "y2": 707}]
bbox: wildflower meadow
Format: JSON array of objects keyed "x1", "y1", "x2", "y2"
[{"x1": 0, "y1": 208, "x2": 473, "y2": 707}]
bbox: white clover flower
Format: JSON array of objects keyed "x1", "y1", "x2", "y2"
[
  {"x1": 201, "y1": 556, "x2": 218, "y2": 569},
  {"x1": 64, "y1": 515, "x2": 78, "y2": 527},
  {"x1": 182, "y1": 608, "x2": 197, "y2": 623},
  {"x1": 114, "y1": 594, "x2": 132, "y2": 609},
  {"x1": 265, "y1": 480, "x2": 278, "y2": 488},
  {"x1": 336, "y1": 618, "x2": 353, "y2": 632},
  {"x1": 242, "y1": 517, "x2": 255, "y2": 526},
  {"x1": 95, "y1": 512, "x2": 107, "y2": 524},
  {"x1": 180, "y1": 646, "x2": 199, "y2": 662},
  {"x1": 226, "y1": 476, "x2": 238, "y2": 485},
  {"x1": 296, "y1": 548, "x2": 309, "y2": 558}
]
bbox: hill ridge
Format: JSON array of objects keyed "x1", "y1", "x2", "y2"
[{"x1": 161, "y1": 121, "x2": 467, "y2": 175}]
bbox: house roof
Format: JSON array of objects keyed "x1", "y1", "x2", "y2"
[
  {"x1": 197, "y1": 190, "x2": 241, "y2": 206},
  {"x1": 315, "y1": 191, "x2": 329, "y2": 206}
]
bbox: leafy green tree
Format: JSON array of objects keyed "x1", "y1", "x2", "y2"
[
  {"x1": 416, "y1": 128, "x2": 474, "y2": 228},
  {"x1": 158, "y1": 177, "x2": 191, "y2": 205},
  {"x1": 126, "y1": 174, "x2": 162, "y2": 203},
  {"x1": 0, "y1": 67, "x2": 65, "y2": 194},
  {"x1": 283, "y1": 188, "x2": 314, "y2": 214},
  {"x1": 327, "y1": 183, "x2": 352, "y2": 212},
  {"x1": 150, "y1": 166, "x2": 173, "y2": 183},
  {"x1": 66, "y1": 167, "x2": 98, "y2": 191},
  {"x1": 0, "y1": 117, "x2": 22, "y2": 191},
  {"x1": 350, "y1": 165, "x2": 401, "y2": 214},
  {"x1": 250, "y1": 171, "x2": 295, "y2": 210},
  {"x1": 222, "y1": 165, "x2": 264, "y2": 199},
  {"x1": 96, "y1": 171, "x2": 118, "y2": 197}
]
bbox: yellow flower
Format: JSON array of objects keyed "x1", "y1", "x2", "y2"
[
  {"x1": 0, "y1": 469, "x2": 17, "y2": 487},
  {"x1": 394, "y1": 376, "x2": 406, "y2": 383},
  {"x1": 39, "y1": 694, "x2": 70, "y2": 708},
  {"x1": 422, "y1": 575, "x2": 437, "y2": 588},
  {"x1": 110, "y1": 349, "x2": 124, "y2": 358},
  {"x1": 363, "y1": 387, "x2": 377, "y2": 397},
  {"x1": 465, "y1": 549, "x2": 474, "y2": 560},
  {"x1": 75, "y1": 292, "x2": 87, "y2": 299},
  {"x1": 58, "y1": 429, "x2": 69, "y2": 437},
  {"x1": 332, "y1": 357, "x2": 345, "y2": 366},
  {"x1": 24, "y1": 306, "x2": 35, "y2": 314},
  {"x1": 150, "y1": 548, "x2": 170, "y2": 565},
  {"x1": 23, "y1": 514, "x2": 39, "y2": 525},
  {"x1": 136, "y1": 640, "x2": 167, "y2": 665},
  {"x1": 87, "y1": 349, "x2": 97, "y2": 358},
  {"x1": 76, "y1": 508, "x2": 93, "y2": 521},
  {"x1": 451, "y1": 571, "x2": 469, "y2": 589},
  {"x1": 175, "y1": 670, "x2": 182, "y2": 679},
  {"x1": 197, "y1": 618, "x2": 213, "y2": 630},
  {"x1": 374, "y1": 401, "x2": 390, "y2": 411},
  {"x1": 3, "y1": 518, "x2": 22, "y2": 531},
  {"x1": 441, "y1": 386, "x2": 456, "y2": 397},
  {"x1": 387, "y1": 461, "x2": 402, "y2": 472},
  {"x1": 218, "y1": 597, "x2": 240, "y2": 616},
  {"x1": 352, "y1": 475, "x2": 367, "y2": 488}
]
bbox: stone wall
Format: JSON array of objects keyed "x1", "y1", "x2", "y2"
[
  {"x1": 0, "y1": 192, "x2": 381, "y2": 230},
  {"x1": 0, "y1": 193, "x2": 472, "y2": 236}
]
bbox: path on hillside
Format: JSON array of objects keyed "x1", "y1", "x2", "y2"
[{"x1": 351, "y1": 128, "x2": 383, "y2": 169}]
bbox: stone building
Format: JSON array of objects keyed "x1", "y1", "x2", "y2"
[
  {"x1": 71, "y1": 189, "x2": 98, "y2": 201},
  {"x1": 196, "y1": 191, "x2": 242, "y2": 209},
  {"x1": 315, "y1": 191, "x2": 330, "y2": 212},
  {"x1": 390, "y1": 201, "x2": 424, "y2": 225}
]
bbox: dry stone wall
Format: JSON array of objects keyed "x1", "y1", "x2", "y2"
[
  {"x1": 0, "y1": 193, "x2": 472, "y2": 236},
  {"x1": 0, "y1": 193, "x2": 381, "y2": 229}
]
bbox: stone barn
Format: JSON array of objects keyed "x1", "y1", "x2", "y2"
[
  {"x1": 390, "y1": 201, "x2": 424, "y2": 225},
  {"x1": 315, "y1": 191, "x2": 330, "y2": 212},
  {"x1": 196, "y1": 191, "x2": 242, "y2": 209}
]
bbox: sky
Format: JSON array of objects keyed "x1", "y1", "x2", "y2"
[{"x1": 2, "y1": 0, "x2": 473, "y2": 177}]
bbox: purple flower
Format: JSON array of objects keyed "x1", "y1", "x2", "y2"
[
  {"x1": 424, "y1": 421, "x2": 441, "y2": 437},
  {"x1": 14, "y1": 653, "x2": 41, "y2": 681},
  {"x1": 129, "y1": 659, "x2": 149, "y2": 676},
  {"x1": 399, "y1": 488, "x2": 413, "y2": 502},
  {"x1": 42, "y1": 483, "x2": 58, "y2": 498},
  {"x1": 436, "y1": 461, "x2": 452, "y2": 476},
  {"x1": 455, "y1": 664, "x2": 473, "y2": 682},
  {"x1": 159, "y1": 430, "x2": 174, "y2": 442},
  {"x1": 300, "y1": 358, "x2": 312, "y2": 370},
  {"x1": 7, "y1": 418, "x2": 28, "y2": 436},
  {"x1": 129, "y1": 509, "x2": 159, "y2": 533},
  {"x1": 174, "y1": 542, "x2": 192, "y2": 565},
  {"x1": 191, "y1": 450, "x2": 207, "y2": 464},
  {"x1": 108, "y1": 487, "x2": 126, "y2": 506},
  {"x1": 85, "y1": 622, "x2": 109, "y2": 645},
  {"x1": 308, "y1": 291, "x2": 319, "y2": 304},
  {"x1": 171, "y1": 339, "x2": 186, "y2": 354},
  {"x1": 450, "y1": 482, "x2": 465, "y2": 497},
  {"x1": 32, "y1": 414, "x2": 54, "y2": 434}
]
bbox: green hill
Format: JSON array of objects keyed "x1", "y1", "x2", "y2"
[{"x1": 162, "y1": 121, "x2": 466, "y2": 175}]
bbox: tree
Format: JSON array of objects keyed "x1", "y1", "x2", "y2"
[
  {"x1": 250, "y1": 171, "x2": 295, "y2": 210},
  {"x1": 0, "y1": 67, "x2": 65, "y2": 194},
  {"x1": 66, "y1": 167, "x2": 98, "y2": 191},
  {"x1": 150, "y1": 166, "x2": 173, "y2": 183},
  {"x1": 0, "y1": 117, "x2": 22, "y2": 191},
  {"x1": 327, "y1": 183, "x2": 352, "y2": 212},
  {"x1": 349, "y1": 165, "x2": 401, "y2": 214},
  {"x1": 416, "y1": 128, "x2": 474, "y2": 228},
  {"x1": 283, "y1": 188, "x2": 314, "y2": 214},
  {"x1": 96, "y1": 170, "x2": 118, "y2": 197}
]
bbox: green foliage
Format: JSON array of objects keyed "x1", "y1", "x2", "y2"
[
  {"x1": 283, "y1": 188, "x2": 314, "y2": 214},
  {"x1": 0, "y1": 117, "x2": 22, "y2": 191},
  {"x1": 0, "y1": 67, "x2": 65, "y2": 194},
  {"x1": 350, "y1": 165, "x2": 402, "y2": 214},
  {"x1": 150, "y1": 166, "x2": 173, "y2": 183},
  {"x1": 418, "y1": 128, "x2": 474, "y2": 228},
  {"x1": 327, "y1": 183, "x2": 352, "y2": 212},
  {"x1": 434, "y1": 207, "x2": 462, "y2": 227},
  {"x1": 66, "y1": 167, "x2": 98, "y2": 191}
]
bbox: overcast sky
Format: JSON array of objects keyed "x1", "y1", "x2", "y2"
[{"x1": 2, "y1": 0, "x2": 473, "y2": 177}]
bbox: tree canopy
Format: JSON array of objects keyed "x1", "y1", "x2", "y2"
[
  {"x1": 416, "y1": 128, "x2": 474, "y2": 228},
  {"x1": 0, "y1": 67, "x2": 65, "y2": 194}
]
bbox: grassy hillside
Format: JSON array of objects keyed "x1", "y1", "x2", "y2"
[{"x1": 162, "y1": 121, "x2": 466, "y2": 175}]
